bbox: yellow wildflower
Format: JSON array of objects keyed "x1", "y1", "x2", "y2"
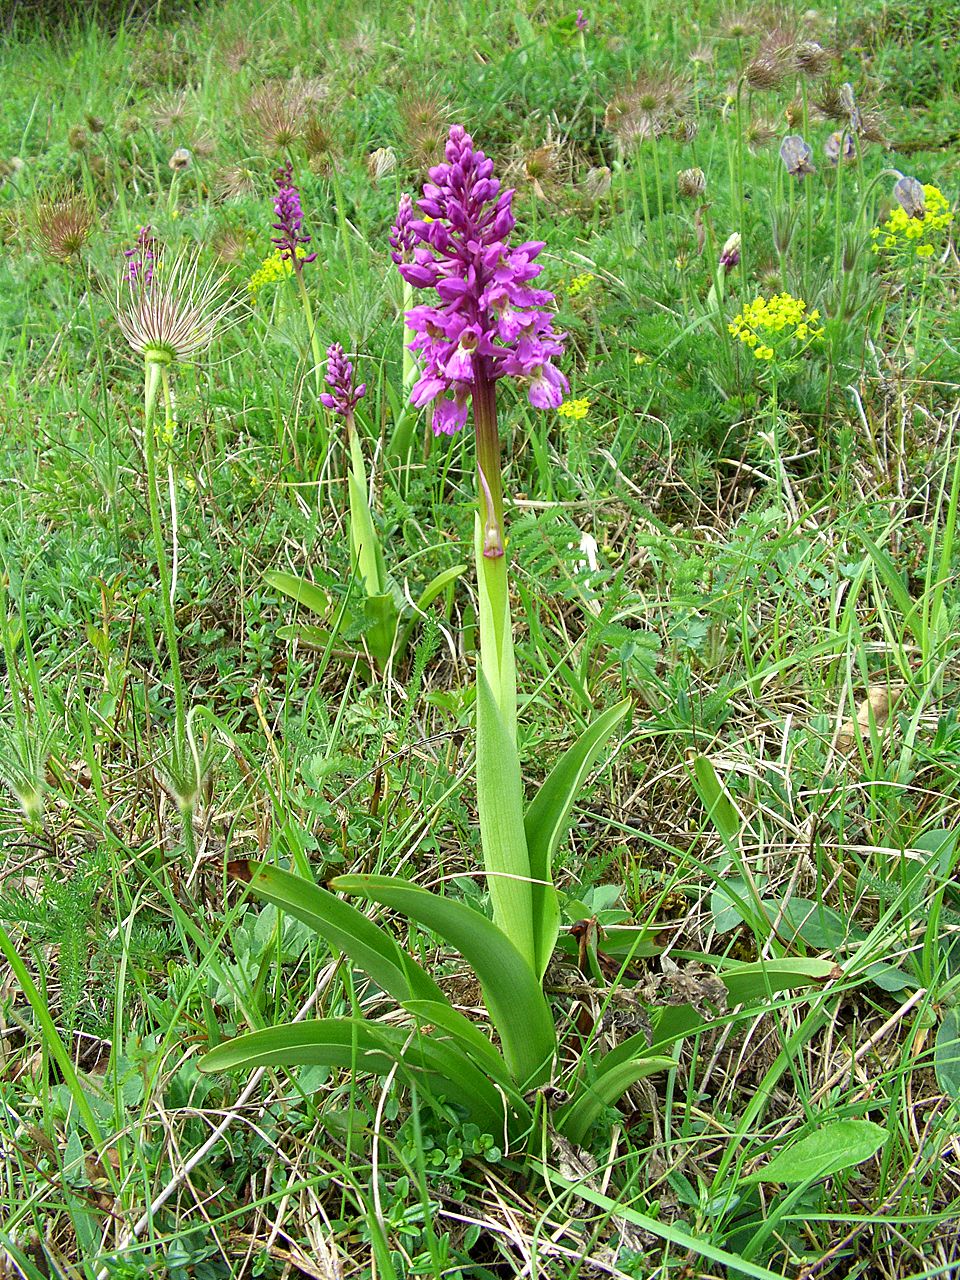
[
  {"x1": 567, "y1": 271, "x2": 596, "y2": 298},
  {"x1": 557, "y1": 397, "x2": 591, "y2": 420},
  {"x1": 871, "y1": 184, "x2": 953, "y2": 260},
  {"x1": 247, "y1": 246, "x2": 310, "y2": 303},
  {"x1": 728, "y1": 291, "x2": 824, "y2": 362}
]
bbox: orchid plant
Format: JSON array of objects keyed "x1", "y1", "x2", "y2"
[{"x1": 199, "y1": 128, "x2": 688, "y2": 1146}]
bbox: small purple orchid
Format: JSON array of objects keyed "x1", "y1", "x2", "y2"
[
  {"x1": 124, "y1": 226, "x2": 156, "y2": 288},
  {"x1": 396, "y1": 124, "x2": 567, "y2": 436},
  {"x1": 320, "y1": 342, "x2": 366, "y2": 422},
  {"x1": 271, "y1": 162, "x2": 317, "y2": 269},
  {"x1": 389, "y1": 193, "x2": 416, "y2": 264},
  {"x1": 576, "y1": 9, "x2": 587, "y2": 31}
]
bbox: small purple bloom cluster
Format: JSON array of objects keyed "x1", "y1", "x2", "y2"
[
  {"x1": 125, "y1": 226, "x2": 156, "y2": 288},
  {"x1": 320, "y1": 342, "x2": 366, "y2": 421},
  {"x1": 272, "y1": 162, "x2": 316, "y2": 267},
  {"x1": 389, "y1": 193, "x2": 416, "y2": 264},
  {"x1": 396, "y1": 125, "x2": 567, "y2": 435}
]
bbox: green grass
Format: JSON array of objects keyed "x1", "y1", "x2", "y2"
[{"x1": 1, "y1": 0, "x2": 960, "y2": 1276}]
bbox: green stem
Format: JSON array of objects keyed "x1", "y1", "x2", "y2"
[
  {"x1": 295, "y1": 265, "x2": 323, "y2": 397},
  {"x1": 473, "y1": 366, "x2": 515, "y2": 743},
  {"x1": 143, "y1": 357, "x2": 186, "y2": 760}
]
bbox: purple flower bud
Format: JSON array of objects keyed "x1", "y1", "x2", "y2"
[
  {"x1": 271, "y1": 162, "x2": 317, "y2": 267},
  {"x1": 389, "y1": 193, "x2": 416, "y2": 264},
  {"x1": 320, "y1": 342, "x2": 366, "y2": 421},
  {"x1": 719, "y1": 232, "x2": 741, "y2": 269},
  {"x1": 894, "y1": 176, "x2": 926, "y2": 220},
  {"x1": 395, "y1": 124, "x2": 567, "y2": 435},
  {"x1": 780, "y1": 134, "x2": 816, "y2": 180},
  {"x1": 576, "y1": 9, "x2": 587, "y2": 31},
  {"x1": 824, "y1": 131, "x2": 856, "y2": 166}
]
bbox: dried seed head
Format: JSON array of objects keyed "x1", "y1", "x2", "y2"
[
  {"x1": 745, "y1": 116, "x2": 777, "y2": 153},
  {"x1": 673, "y1": 116, "x2": 699, "y2": 143},
  {"x1": 794, "y1": 39, "x2": 830, "y2": 76},
  {"x1": 677, "y1": 166, "x2": 706, "y2": 199},
  {"x1": 211, "y1": 225, "x2": 251, "y2": 263},
  {"x1": 605, "y1": 67, "x2": 689, "y2": 147},
  {"x1": 719, "y1": 7, "x2": 758, "y2": 39},
  {"x1": 303, "y1": 117, "x2": 340, "y2": 173},
  {"x1": 119, "y1": 114, "x2": 142, "y2": 136},
  {"x1": 399, "y1": 89, "x2": 451, "y2": 168},
  {"x1": 215, "y1": 164, "x2": 258, "y2": 202},
  {"x1": 745, "y1": 49, "x2": 791, "y2": 91},
  {"x1": 688, "y1": 44, "x2": 715, "y2": 66},
  {"x1": 246, "y1": 82, "x2": 306, "y2": 151},
  {"x1": 814, "y1": 83, "x2": 847, "y2": 122},
  {"x1": 858, "y1": 110, "x2": 885, "y2": 145},
  {"x1": 85, "y1": 114, "x2": 105, "y2": 134},
  {"x1": 151, "y1": 90, "x2": 190, "y2": 133},
  {"x1": 32, "y1": 189, "x2": 96, "y2": 262},
  {"x1": 168, "y1": 147, "x2": 192, "y2": 172},
  {"x1": 115, "y1": 247, "x2": 246, "y2": 364},
  {"x1": 581, "y1": 165, "x2": 612, "y2": 199},
  {"x1": 367, "y1": 146, "x2": 397, "y2": 181},
  {"x1": 67, "y1": 125, "x2": 89, "y2": 151}
]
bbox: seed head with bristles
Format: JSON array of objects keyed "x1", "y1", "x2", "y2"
[
  {"x1": 398, "y1": 89, "x2": 451, "y2": 168},
  {"x1": 115, "y1": 248, "x2": 245, "y2": 364},
  {"x1": 151, "y1": 90, "x2": 190, "y2": 133},
  {"x1": 246, "y1": 82, "x2": 307, "y2": 152},
  {"x1": 215, "y1": 164, "x2": 259, "y2": 202},
  {"x1": 794, "y1": 39, "x2": 831, "y2": 77},
  {"x1": 32, "y1": 189, "x2": 96, "y2": 262}
]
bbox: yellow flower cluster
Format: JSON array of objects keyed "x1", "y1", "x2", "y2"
[
  {"x1": 728, "y1": 292, "x2": 823, "y2": 361},
  {"x1": 557, "y1": 397, "x2": 591, "y2": 420},
  {"x1": 870, "y1": 184, "x2": 953, "y2": 260},
  {"x1": 567, "y1": 272, "x2": 596, "y2": 297},
  {"x1": 247, "y1": 248, "x2": 309, "y2": 302}
]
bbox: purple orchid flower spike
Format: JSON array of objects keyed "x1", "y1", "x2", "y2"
[
  {"x1": 395, "y1": 123, "x2": 567, "y2": 437},
  {"x1": 780, "y1": 135, "x2": 816, "y2": 180},
  {"x1": 389, "y1": 193, "x2": 416, "y2": 264},
  {"x1": 125, "y1": 226, "x2": 157, "y2": 288},
  {"x1": 271, "y1": 162, "x2": 317, "y2": 269},
  {"x1": 576, "y1": 9, "x2": 587, "y2": 31},
  {"x1": 320, "y1": 342, "x2": 366, "y2": 423}
]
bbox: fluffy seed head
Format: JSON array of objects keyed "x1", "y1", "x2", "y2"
[
  {"x1": 115, "y1": 246, "x2": 245, "y2": 364},
  {"x1": 246, "y1": 82, "x2": 306, "y2": 151},
  {"x1": 677, "y1": 166, "x2": 706, "y2": 199},
  {"x1": 32, "y1": 189, "x2": 96, "y2": 261}
]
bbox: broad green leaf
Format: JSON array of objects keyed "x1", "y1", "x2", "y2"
[
  {"x1": 716, "y1": 956, "x2": 836, "y2": 1006},
  {"x1": 750, "y1": 1119, "x2": 886, "y2": 1184},
  {"x1": 362, "y1": 592, "x2": 399, "y2": 669},
  {"x1": 264, "y1": 571, "x2": 331, "y2": 618},
  {"x1": 935, "y1": 1009, "x2": 960, "y2": 1099},
  {"x1": 558, "y1": 1054, "x2": 674, "y2": 1144},
  {"x1": 198, "y1": 1018, "x2": 507, "y2": 1132},
  {"x1": 237, "y1": 862, "x2": 447, "y2": 1007},
  {"x1": 524, "y1": 698, "x2": 631, "y2": 979},
  {"x1": 402, "y1": 998, "x2": 520, "y2": 1094},
  {"x1": 335, "y1": 874, "x2": 556, "y2": 1088},
  {"x1": 691, "y1": 756, "x2": 742, "y2": 847},
  {"x1": 476, "y1": 668, "x2": 535, "y2": 972}
]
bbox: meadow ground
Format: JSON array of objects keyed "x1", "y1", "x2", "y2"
[{"x1": 1, "y1": 1, "x2": 960, "y2": 1276}]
